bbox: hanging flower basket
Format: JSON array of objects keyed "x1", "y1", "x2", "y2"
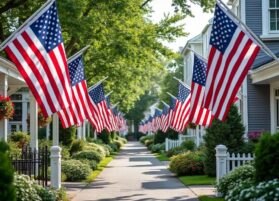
[
  {"x1": 0, "y1": 95, "x2": 14, "y2": 120},
  {"x1": 26, "y1": 109, "x2": 52, "y2": 128},
  {"x1": 38, "y1": 109, "x2": 52, "y2": 127}
]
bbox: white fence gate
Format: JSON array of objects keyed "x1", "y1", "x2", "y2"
[{"x1": 215, "y1": 144, "x2": 254, "y2": 184}]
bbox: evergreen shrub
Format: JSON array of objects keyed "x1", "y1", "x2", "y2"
[
  {"x1": 154, "y1": 130, "x2": 166, "y2": 144},
  {"x1": 181, "y1": 140, "x2": 196, "y2": 151},
  {"x1": 61, "y1": 160, "x2": 91, "y2": 181},
  {"x1": 69, "y1": 139, "x2": 84, "y2": 155},
  {"x1": 9, "y1": 131, "x2": 30, "y2": 148},
  {"x1": 72, "y1": 150, "x2": 103, "y2": 163},
  {"x1": 59, "y1": 126, "x2": 76, "y2": 146}
]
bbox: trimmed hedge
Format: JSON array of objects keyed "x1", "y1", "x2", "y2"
[
  {"x1": 61, "y1": 160, "x2": 91, "y2": 181},
  {"x1": 72, "y1": 150, "x2": 103, "y2": 163}
]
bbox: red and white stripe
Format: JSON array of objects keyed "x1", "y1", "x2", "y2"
[{"x1": 5, "y1": 28, "x2": 72, "y2": 117}]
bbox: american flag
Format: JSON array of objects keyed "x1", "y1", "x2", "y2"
[
  {"x1": 171, "y1": 82, "x2": 191, "y2": 132},
  {"x1": 57, "y1": 54, "x2": 100, "y2": 130},
  {"x1": 203, "y1": 2, "x2": 260, "y2": 121},
  {"x1": 105, "y1": 95, "x2": 115, "y2": 132},
  {"x1": 88, "y1": 83, "x2": 110, "y2": 132},
  {"x1": 4, "y1": 1, "x2": 72, "y2": 117},
  {"x1": 189, "y1": 54, "x2": 214, "y2": 126},
  {"x1": 161, "y1": 104, "x2": 170, "y2": 133},
  {"x1": 168, "y1": 96, "x2": 177, "y2": 131},
  {"x1": 154, "y1": 108, "x2": 162, "y2": 132}
]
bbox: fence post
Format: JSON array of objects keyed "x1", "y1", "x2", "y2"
[
  {"x1": 165, "y1": 138, "x2": 169, "y2": 151},
  {"x1": 215, "y1": 145, "x2": 228, "y2": 185}
]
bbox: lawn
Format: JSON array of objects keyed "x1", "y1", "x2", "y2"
[
  {"x1": 154, "y1": 152, "x2": 169, "y2": 161},
  {"x1": 179, "y1": 175, "x2": 216, "y2": 185},
  {"x1": 86, "y1": 156, "x2": 114, "y2": 183},
  {"x1": 199, "y1": 196, "x2": 224, "y2": 201}
]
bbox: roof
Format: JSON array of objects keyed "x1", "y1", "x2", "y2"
[
  {"x1": 252, "y1": 51, "x2": 279, "y2": 70},
  {"x1": 181, "y1": 34, "x2": 202, "y2": 55}
]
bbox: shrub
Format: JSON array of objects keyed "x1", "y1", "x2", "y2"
[
  {"x1": 59, "y1": 125, "x2": 76, "y2": 146},
  {"x1": 154, "y1": 130, "x2": 166, "y2": 144},
  {"x1": 113, "y1": 140, "x2": 124, "y2": 149},
  {"x1": 7, "y1": 141, "x2": 21, "y2": 156},
  {"x1": 181, "y1": 140, "x2": 196, "y2": 151},
  {"x1": 69, "y1": 139, "x2": 84, "y2": 155},
  {"x1": 169, "y1": 151, "x2": 204, "y2": 176},
  {"x1": 60, "y1": 146, "x2": 70, "y2": 160},
  {"x1": 166, "y1": 129, "x2": 179, "y2": 139},
  {"x1": 108, "y1": 143, "x2": 119, "y2": 152},
  {"x1": 9, "y1": 131, "x2": 30, "y2": 148},
  {"x1": 204, "y1": 105, "x2": 245, "y2": 176},
  {"x1": 216, "y1": 164, "x2": 255, "y2": 196},
  {"x1": 118, "y1": 137, "x2": 127, "y2": 144},
  {"x1": 226, "y1": 179, "x2": 279, "y2": 201},
  {"x1": 84, "y1": 143, "x2": 109, "y2": 158},
  {"x1": 151, "y1": 143, "x2": 163, "y2": 153},
  {"x1": 35, "y1": 186, "x2": 56, "y2": 201},
  {"x1": 144, "y1": 139, "x2": 153, "y2": 147},
  {"x1": 139, "y1": 135, "x2": 152, "y2": 144},
  {"x1": 81, "y1": 160, "x2": 98, "y2": 170},
  {"x1": 98, "y1": 130, "x2": 112, "y2": 144},
  {"x1": 38, "y1": 139, "x2": 51, "y2": 149},
  {"x1": 255, "y1": 132, "x2": 279, "y2": 182},
  {"x1": 73, "y1": 150, "x2": 103, "y2": 163},
  {"x1": 14, "y1": 174, "x2": 42, "y2": 201},
  {"x1": 61, "y1": 160, "x2": 91, "y2": 181},
  {"x1": 0, "y1": 141, "x2": 16, "y2": 201},
  {"x1": 166, "y1": 146, "x2": 186, "y2": 157},
  {"x1": 103, "y1": 144, "x2": 113, "y2": 155}
]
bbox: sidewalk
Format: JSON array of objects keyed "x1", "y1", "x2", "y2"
[{"x1": 66, "y1": 141, "x2": 214, "y2": 201}]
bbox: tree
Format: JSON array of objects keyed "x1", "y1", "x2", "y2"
[
  {"x1": 0, "y1": 141, "x2": 16, "y2": 201},
  {"x1": 204, "y1": 104, "x2": 245, "y2": 176}
]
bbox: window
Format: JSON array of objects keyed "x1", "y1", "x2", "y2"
[{"x1": 269, "y1": 0, "x2": 279, "y2": 31}]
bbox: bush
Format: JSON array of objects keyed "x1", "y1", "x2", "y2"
[
  {"x1": 14, "y1": 174, "x2": 42, "y2": 201},
  {"x1": 169, "y1": 151, "x2": 204, "y2": 176},
  {"x1": 151, "y1": 143, "x2": 165, "y2": 153},
  {"x1": 166, "y1": 129, "x2": 179, "y2": 139},
  {"x1": 217, "y1": 164, "x2": 255, "y2": 196},
  {"x1": 9, "y1": 131, "x2": 30, "y2": 148},
  {"x1": 204, "y1": 105, "x2": 245, "y2": 176},
  {"x1": 108, "y1": 143, "x2": 119, "y2": 152},
  {"x1": 166, "y1": 146, "x2": 186, "y2": 157},
  {"x1": 69, "y1": 139, "x2": 84, "y2": 155},
  {"x1": 84, "y1": 143, "x2": 109, "y2": 158},
  {"x1": 73, "y1": 150, "x2": 103, "y2": 163},
  {"x1": 81, "y1": 160, "x2": 98, "y2": 170},
  {"x1": 144, "y1": 139, "x2": 153, "y2": 147},
  {"x1": 103, "y1": 144, "x2": 113, "y2": 155},
  {"x1": 35, "y1": 186, "x2": 56, "y2": 201},
  {"x1": 154, "y1": 131, "x2": 166, "y2": 144},
  {"x1": 98, "y1": 130, "x2": 112, "y2": 144},
  {"x1": 0, "y1": 141, "x2": 16, "y2": 201},
  {"x1": 60, "y1": 146, "x2": 70, "y2": 160},
  {"x1": 139, "y1": 135, "x2": 152, "y2": 144},
  {"x1": 226, "y1": 179, "x2": 279, "y2": 201},
  {"x1": 113, "y1": 140, "x2": 124, "y2": 149},
  {"x1": 255, "y1": 132, "x2": 279, "y2": 182},
  {"x1": 118, "y1": 137, "x2": 127, "y2": 144},
  {"x1": 181, "y1": 140, "x2": 196, "y2": 151},
  {"x1": 59, "y1": 125, "x2": 76, "y2": 146},
  {"x1": 61, "y1": 160, "x2": 91, "y2": 181}
]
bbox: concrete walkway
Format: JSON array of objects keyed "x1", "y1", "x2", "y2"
[{"x1": 71, "y1": 141, "x2": 199, "y2": 201}]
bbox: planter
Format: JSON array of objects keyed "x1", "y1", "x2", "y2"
[{"x1": 0, "y1": 96, "x2": 14, "y2": 120}]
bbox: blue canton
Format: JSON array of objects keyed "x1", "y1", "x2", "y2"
[
  {"x1": 162, "y1": 105, "x2": 169, "y2": 115},
  {"x1": 210, "y1": 4, "x2": 237, "y2": 53},
  {"x1": 155, "y1": 109, "x2": 162, "y2": 117},
  {"x1": 106, "y1": 96, "x2": 110, "y2": 109},
  {"x1": 148, "y1": 116, "x2": 153, "y2": 122},
  {"x1": 89, "y1": 84, "x2": 105, "y2": 104},
  {"x1": 30, "y1": 1, "x2": 63, "y2": 52},
  {"x1": 177, "y1": 83, "x2": 190, "y2": 103},
  {"x1": 193, "y1": 55, "x2": 207, "y2": 86},
  {"x1": 68, "y1": 55, "x2": 85, "y2": 86},
  {"x1": 170, "y1": 97, "x2": 176, "y2": 110}
]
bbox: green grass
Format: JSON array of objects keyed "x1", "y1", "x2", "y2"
[
  {"x1": 179, "y1": 175, "x2": 216, "y2": 185},
  {"x1": 86, "y1": 156, "x2": 114, "y2": 183},
  {"x1": 199, "y1": 196, "x2": 224, "y2": 201},
  {"x1": 154, "y1": 152, "x2": 170, "y2": 161}
]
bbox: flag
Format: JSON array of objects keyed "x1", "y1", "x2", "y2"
[
  {"x1": 57, "y1": 54, "x2": 100, "y2": 130},
  {"x1": 89, "y1": 83, "x2": 110, "y2": 132},
  {"x1": 4, "y1": 1, "x2": 72, "y2": 117},
  {"x1": 189, "y1": 54, "x2": 214, "y2": 126},
  {"x1": 105, "y1": 95, "x2": 115, "y2": 131},
  {"x1": 171, "y1": 82, "x2": 191, "y2": 132},
  {"x1": 161, "y1": 104, "x2": 170, "y2": 132},
  {"x1": 154, "y1": 108, "x2": 162, "y2": 132},
  {"x1": 168, "y1": 96, "x2": 177, "y2": 131},
  {"x1": 203, "y1": 2, "x2": 260, "y2": 121}
]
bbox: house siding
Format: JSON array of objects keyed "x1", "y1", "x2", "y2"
[{"x1": 247, "y1": 77, "x2": 270, "y2": 132}]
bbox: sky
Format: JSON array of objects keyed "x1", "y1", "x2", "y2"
[{"x1": 150, "y1": 0, "x2": 213, "y2": 52}]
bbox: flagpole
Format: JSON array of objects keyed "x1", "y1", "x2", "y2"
[
  {"x1": 105, "y1": 91, "x2": 113, "y2": 97},
  {"x1": 173, "y1": 77, "x2": 191, "y2": 90},
  {"x1": 167, "y1": 92, "x2": 177, "y2": 99},
  {"x1": 0, "y1": 0, "x2": 55, "y2": 51},
  {"x1": 161, "y1": 101, "x2": 169, "y2": 107},
  {"x1": 111, "y1": 102, "x2": 119, "y2": 108},
  {"x1": 67, "y1": 45, "x2": 90, "y2": 63},
  {"x1": 88, "y1": 76, "x2": 109, "y2": 91},
  {"x1": 217, "y1": 0, "x2": 279, "y2": 64},
  {"x1": 185, "y1": 48, "x2": 208, "y2": 62}
]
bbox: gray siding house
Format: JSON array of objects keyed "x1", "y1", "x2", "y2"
[{"x1": 182, "y1": 0, "x2": 279, "y2": 140}]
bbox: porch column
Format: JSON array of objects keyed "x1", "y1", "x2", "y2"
[
  {"x1": 50, "y1": 113, "x2": 61, "y2": 189},
  {"x1": 29, "y1": 93, "x2": 38, "y2": 151},
  {"x1": 0, "y1": 74, "x2": 8, "y2": 142},
  {"x1": 21, "y1": 94, "x2": 28, "y2": 132},
  {"x1": 82, "y1": 122, "x2": 86, "y2": 140},
  {"x1": 46, "y1": 124, "x2": 50, "y2": 140},
  {"x1": 87, "y1": 121, "x2": 90, "y2": 138},
  {"x1": 77, "y1": 126, "x2": 82, "y2": 139}
]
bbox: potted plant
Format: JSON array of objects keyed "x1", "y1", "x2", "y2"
[
  {"x1": 26, "y1": 109, "x2": 52, "y2": 128},
  {"x1": 0, "y1": 95, "x2": 14, "y2": 120}
]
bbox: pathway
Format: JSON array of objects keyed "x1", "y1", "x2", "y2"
[{"x1": 71, "y1": 141, "x2": 199, "y2": 201}]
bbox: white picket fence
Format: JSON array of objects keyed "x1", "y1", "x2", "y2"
[
  {"x1": 165, "y1": 134, "x2": 195, "y2": 151},
  {"x1": 216, "y1": 144, "x2": 254, "y2": 184}
]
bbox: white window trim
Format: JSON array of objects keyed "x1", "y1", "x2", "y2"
[
  {"x1": 270, "y1": 81, "x2": 279, "y2": 134},
  {"x1": 261, "y1": 0, "x2": 279, "y2": 39}
]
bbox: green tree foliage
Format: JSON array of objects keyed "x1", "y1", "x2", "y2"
[
  {"x1": 255, "y1": 133, "x2": 279, "y2": 182},
  {"x1": 204, "y1": 104, "x2": 245, "y2": 176},
  {"x1": 0, "y1": 141, "x2": 16, "y2": 201}
]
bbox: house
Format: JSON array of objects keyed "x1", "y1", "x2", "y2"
[{"x1": 181, "y1": 0, "x2": 279, "y2": 144}]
